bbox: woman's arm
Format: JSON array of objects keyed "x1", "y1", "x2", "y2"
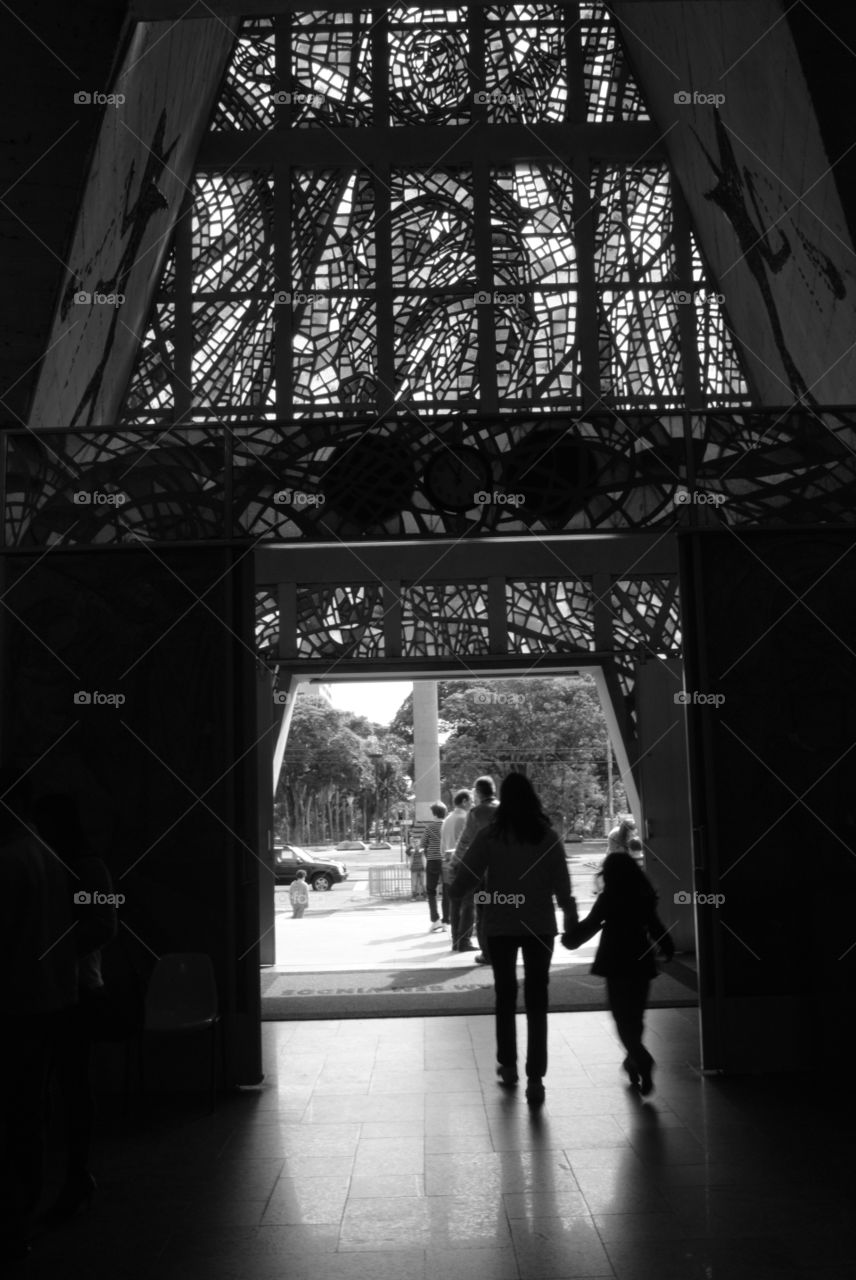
[{"x1": 562, "y1": 896, "x2": 606, "y2": 949}]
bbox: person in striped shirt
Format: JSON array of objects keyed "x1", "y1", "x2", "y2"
[{"x1": 419, "y1": 802, "x2": 447, "y2": 929}]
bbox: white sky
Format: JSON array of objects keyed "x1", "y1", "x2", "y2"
[{"x1": 327, "y1": 681, "x2": 413, "y2": 725}]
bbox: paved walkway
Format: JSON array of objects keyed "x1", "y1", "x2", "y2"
[{"x1": 273, "y1": 887, "x2": 600, "y2": 973}]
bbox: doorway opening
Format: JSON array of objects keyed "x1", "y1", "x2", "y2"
[{"x1": 260, "y1": 667, "x2": 698, "y2": 1021}]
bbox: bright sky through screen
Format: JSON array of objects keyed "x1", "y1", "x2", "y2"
[{"x1": 327, "y1": 681, "x2": 412, "y2": 725}]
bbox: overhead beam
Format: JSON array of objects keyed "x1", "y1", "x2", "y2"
[{"x1": 27, "y1": 18, "x2": 238, "y2": 429}]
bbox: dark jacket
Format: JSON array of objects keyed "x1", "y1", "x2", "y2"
[
  {"x1": 567, "y1": 888, "x2": 674, "y2": 978},
  {"x1": 449, "y1": 824, "x2": 577, "y2": 939}
]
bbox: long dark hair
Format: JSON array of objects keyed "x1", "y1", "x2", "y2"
[
  {"x1": 490, "y1": 772, "x2": 551, "y2": 843},
  {"x1": 600, "y1": 851, "x2": 656, "y2": 903}
]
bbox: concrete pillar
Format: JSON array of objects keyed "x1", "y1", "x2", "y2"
[{"x1": 412, "y1": 680, "x2": 442, "y2": 822}]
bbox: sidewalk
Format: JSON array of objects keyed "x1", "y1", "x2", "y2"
[{"x1": 272, "y1": 887, "x2": 600, "y2": 973}]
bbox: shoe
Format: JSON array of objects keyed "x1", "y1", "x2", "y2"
[
  {"x1": 474, "y1": 954, "x2": 490, "y2": 965},
  {"x1": 429, "y1": 922, "x2": 444, "y2": 932},
  {"x1": 497, "y1": 1065, "x2": 519, "y2": 1087},
  {"x1": 525, "y1": 1079, "x2": 545, "y2": 1106},
  {"x1": 450, "y1": 943, "x2": 459, "y2": 952},
  {"x1": 457, "y1": 941, "x2": 476, "y2": 952},
  {"x1": 44, "y1": 1169, "x2": 97, "y2": 1224},
  {"x1": 638, "y1": 1060, "x2": 655, "y2": 1097},
  {"x1": 622, "y1": 1055, "x2": 641, "y2": 1090}
]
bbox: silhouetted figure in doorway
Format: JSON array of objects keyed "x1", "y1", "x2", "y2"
[
  {"x1": 564, "y1": 852, "x2": 674, "y2": 1095},
  {"x1": 451, "y1": 772, "x2": 577, "y2": 1106}
]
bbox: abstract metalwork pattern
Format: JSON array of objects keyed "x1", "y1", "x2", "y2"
[
  {"x1": 401, "y1": 582, "x2": 491, "y2": 658},
  {"x1": 484, "y1": 5, "x2": 569, "y2": 124},
  {"x1": 122, "y1": 252, "x2": 176, "y2": 419},
  {"x1": 581, "y1": 3, "x2": 649, "y2": 123},
  {"x1": 211, "y1": 18, "x2": 276, "y2": 132},
  {"x1": 593, "y1": 166, "x2": 674, "y2": 284},
  {"x1": 296, "y1": 584, "x2": 385, "y2": 659},
  {"x1": 3, "y1": 428, "x2": 226, "y2": 548},
  {"x1": 609, "y1": 576, "x2": 682, "y2": 722},
  {"x1": 389, "y1": 7, "x2": 469, "y2": 127},
  {"x1": 391, "y1": 169, "x2": 475, "y2": 290},
  {"x1": 291, "y1": 10, "x2": 373, "y2": 127},
  {"x1": 256, "y1": 588, "x2": 279, "y2": 656},
  {"x1": 507, "y1": 579, "x2": 595, "y2": 653},
  {"x1": 598, "y1": 288, "x2": 684, "y2": 406}
]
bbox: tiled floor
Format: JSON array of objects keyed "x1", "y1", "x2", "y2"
[{"x1": 24, "y1": 1008, "x2": 856, "y2": 1280}]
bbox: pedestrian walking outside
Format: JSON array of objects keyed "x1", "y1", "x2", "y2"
[
  {"x1": 450, "y1": 776, "x2": 498, "y2": 957},
  {"x1": 420, "y1": 802, "x2": 448, "y2": 931},
  {"x1": 440, "y1": 789, "x2": 470, "y2": 937},
  {"x1": 563, "y1": 851, "x2": 674, "y2": 1095},
  {"x1": 450, "y1": 772, "x2": 577, "y2": 1107},
  {"x1": 290, "y1": 869, "x2": 310, "y2": 918}
]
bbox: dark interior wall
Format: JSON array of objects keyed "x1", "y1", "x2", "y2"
[
  {"x1": 0, "y1": 547, "x2": 262, "y2": 1085},
  {"x1": 679, "y1": 530, "x2": 856, "y2": 1070}
]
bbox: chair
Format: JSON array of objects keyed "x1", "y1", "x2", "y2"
[{"x1": 134, "y1": 953, "x2": 222, "y2": 1112}]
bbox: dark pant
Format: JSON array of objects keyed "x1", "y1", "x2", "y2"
[
  {"x1": 451, "y1": 889, "x2": 475, "y2": 946},
  {"x1": 475, "y1": 900, "x2": 491, "y2": 962},
  {"x1": 425, "y1": 861, "x2": 449, "y2": 923},
  {"x1": 489, "y1": 935, "x2": 554, "y2": 1080},
  {"x1": 605, "y1": 975, "x2": 653, "y2": 1071}
]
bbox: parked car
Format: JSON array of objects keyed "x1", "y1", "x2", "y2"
[
  {"x1": 335, "y1": 840, "x2": 368, "y2": 851},
  {"x1": 369, "y1": 841, "x2": 392, "y2": 850},
  {"x1": 274, "y1": 844, "x2": 348, "y2": 891}
]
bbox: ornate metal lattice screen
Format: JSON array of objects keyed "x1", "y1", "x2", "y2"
[{"x1": 122, "y1": 3, "x2": 750, "y2": 424}]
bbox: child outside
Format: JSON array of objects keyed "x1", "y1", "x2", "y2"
[
  {"x1": 289, "y1": 869, "x2": 309, "y2": 918},
  {"x1": 563, "y1": 851, "x2": 674, "y2": 1095}
]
